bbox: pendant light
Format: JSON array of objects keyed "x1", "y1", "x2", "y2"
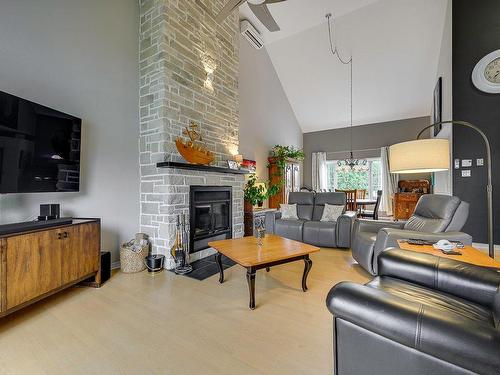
[{"x1": 326, "y1": 14, "x2": 367, "y2": 172}]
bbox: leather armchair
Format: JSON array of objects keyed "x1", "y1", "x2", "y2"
[
  {"x1": 351, "y1": 194, "x2": 472, "y2": 275},
  {"x1": 326, "y1": 248, "x2": 500, "y2": 375}
]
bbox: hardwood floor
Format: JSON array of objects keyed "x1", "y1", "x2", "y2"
[{"x1": 0, "y1": 248, "x2": 369, "y2": 375}]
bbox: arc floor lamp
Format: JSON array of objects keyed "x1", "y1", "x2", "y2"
[{"x1": 389, "y1": 120, "x2": 494, "y2": 258}]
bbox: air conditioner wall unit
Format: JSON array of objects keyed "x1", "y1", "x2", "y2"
[{"x1": 240, "y1": 20, "x2": 264, "y2": 50}]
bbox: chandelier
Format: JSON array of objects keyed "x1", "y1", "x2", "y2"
[
  {"x1": 337, "y1": 151, "x2": 367, "y2": 172},
  {"x1": 326, "y1": 13, "x2": 367, "y2": 172}
]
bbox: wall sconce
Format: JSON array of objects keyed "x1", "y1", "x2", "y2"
[
  {"x1": 201, "y1": 53, "x2": 217, "y2": 92},
  {"x1": 227, "y1": 143, "x2": 239, "y2": 156}
]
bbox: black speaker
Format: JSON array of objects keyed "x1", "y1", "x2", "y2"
[
  {"x1": 100, "y1": 251, "x2": 111, "y2": 284},
  {"x1": 39, "y1": 204, "x2": 60, "y2": 221}
]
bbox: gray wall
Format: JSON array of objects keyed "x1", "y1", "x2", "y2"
[
  {"x1": 0, "y1": 0, "x2": 140, "y2": 262},
  {"x1": 303, "y1": 117, "x2": 431, "y2": 187},
  {"x1": 452, "y1": 0, "x2": 500, "y2": 245},
  {"x1": 239, "y1": 36, "x2": 302, "y2": 186}
]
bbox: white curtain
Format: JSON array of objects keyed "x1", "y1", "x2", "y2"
[
  {"x1": 312, "y1": 152, "x2": 327, "y2": 191},
  {"x1": 380, "y1": 146, "x2": 398, "y2": 215}
]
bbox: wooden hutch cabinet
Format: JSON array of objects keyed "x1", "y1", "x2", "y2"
[
  {"x1": 392, "y1": 180, "x2": 430, "y2": 220},
  {"x1": 268, "y1": 157, "x2": 301, "y2": 209}
]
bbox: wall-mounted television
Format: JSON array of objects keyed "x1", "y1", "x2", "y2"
[{"x1": 0, "y1": 90, "x2": 81, "y2": 193}]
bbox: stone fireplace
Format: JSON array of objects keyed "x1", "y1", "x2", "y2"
[{"x1": 138, "y1": 0, "x2": 243, "y2": 268}]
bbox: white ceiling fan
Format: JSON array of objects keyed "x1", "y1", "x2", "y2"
[{"x1": 215, "y1": 0, "x2": 286, "y2": 32}]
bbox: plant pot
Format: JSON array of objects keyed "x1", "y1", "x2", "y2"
[
  {"x1": 257, "y1": 201, "x2": 264, "y2": 208},
  {"x1": 244, "y1": 200, "x2": 253, "y2": 213}
]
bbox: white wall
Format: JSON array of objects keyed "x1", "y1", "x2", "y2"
[
  {"x1": 433, "y1": 0, "x2": 453, "y2": 195},
  {"x1": 0, "y1": 0, "x2": 140, "y2": 262},
  {"x1": 265, "y1": 0, "x2": 448, "y2": 132},
  {"x1": 239, "y1": 36, "x2": 303, "y2": 189}
]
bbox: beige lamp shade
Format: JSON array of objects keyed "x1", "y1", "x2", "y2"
[{"x1": 389, "y1": 139, "x2": 450, "y2": 173}]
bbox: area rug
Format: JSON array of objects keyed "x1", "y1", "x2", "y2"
[{"x1": 169, "y1": 254, "x2": 235, "y2": 281}]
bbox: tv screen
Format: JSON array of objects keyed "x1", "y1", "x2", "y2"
[{"x1": 0, "y1": 91, "x2": 81, "y2": 193}]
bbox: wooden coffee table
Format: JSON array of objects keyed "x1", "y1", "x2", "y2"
[
  {"x1": 208, "y1": 234, "x2": 320, "y2": 310},
  {"x1": 397, "y1": 240, "x2": 500, "y2": 269}
]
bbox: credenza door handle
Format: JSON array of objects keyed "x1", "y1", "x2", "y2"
[
  {"x1": 63, "y1": 231, "x2": 68, "y2": 239},
  {"x1": 57, "y1": 233, "x2": 62, "y2": 240}
]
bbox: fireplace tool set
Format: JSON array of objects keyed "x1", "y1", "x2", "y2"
[{"x1": 171, "y1": 214, "x2": 193, "y2": 275}]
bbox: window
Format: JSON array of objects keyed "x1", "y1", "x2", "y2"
[{"x1": 326, "y1": 158, "x2": 382, "y2": 199}]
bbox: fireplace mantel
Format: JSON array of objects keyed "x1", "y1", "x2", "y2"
[{"x1": 157, "y1": 161, "x2": 251, "y2": 175}]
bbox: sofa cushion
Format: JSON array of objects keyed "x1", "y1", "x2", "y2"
[
  {"x1": 288, "y1": 192, "x2": 314, "y2": 221},
  {"x1": 280, "y1": 203, "x2": 298, "y2": 220},
  {"x1": 320, "y1": 203, "x2": 344, "y2": 222},
  {"x1": 313, "y1": 192, "x2": 346, "y2": 221},
  {"x1": 275, "y1": 219, "x2": 305, "y2": 242},
  {"x1": 367, "y1": 276, "x2": 493, "y2": 325},
  {"x1": 303, "y1": 221, "x2": 336, "y2": 248},
  {"x1": 404, "y1": 195, "x2": 461, "y2": 233}
]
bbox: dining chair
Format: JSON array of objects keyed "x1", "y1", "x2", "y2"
[
  {"x1": 360, "y1": 190, "x2": 382, "y2": 220},
  {"x1": 356, "y1": 189, "x2": 367, "y2": 199},
  {"x1": 335, "y1": 189, "x2": 357, "y2": 211}
]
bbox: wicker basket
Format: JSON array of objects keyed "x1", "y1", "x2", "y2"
[{"x1": 120, "y1": 242, "x2": 148, "y2": 273}]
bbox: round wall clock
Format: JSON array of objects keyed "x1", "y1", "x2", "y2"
[{"x1": 472, "y1": 49, "x2": 500, "y2": 93}]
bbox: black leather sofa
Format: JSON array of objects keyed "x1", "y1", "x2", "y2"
[
  {"x1": 265, "y1": 192, "x2": 356, "y2": 248},
  {"x1": 326, "y1": 249, "x2": 500, "y2": 375}
]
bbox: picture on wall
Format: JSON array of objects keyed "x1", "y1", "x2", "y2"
[{"x1": 432, "y1": 77, "x2": 442, "y2": 136}]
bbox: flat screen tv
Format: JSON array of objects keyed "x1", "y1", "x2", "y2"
[{"x1": 0, "y1": 90, "x2": 81, "y2": 193}]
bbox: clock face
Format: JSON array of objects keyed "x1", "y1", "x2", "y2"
[
  {"x1": 472, "y1": 49, "x2": 500, "y2": 93},
  {"x1": 484, "y1": 57, "x2": 500, "y2": 83}
]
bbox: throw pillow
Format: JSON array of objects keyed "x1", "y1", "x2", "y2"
[
  {"x1": 320, "y1": 203, "x2": 344, "y2": 222},
  {"x1": 280, "y1": 203, "x2": 299, "y2": 220}
]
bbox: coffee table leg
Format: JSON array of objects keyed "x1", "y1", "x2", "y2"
[
  {"x1": 302, "y1": 255, "x2": 313, "y2": 292},
  {"x1": 216, "y1": 252, "x2": 224, "y2": 283},
  {"x1": 246, "y1": 268, "x2": 256, "y2": 310}
]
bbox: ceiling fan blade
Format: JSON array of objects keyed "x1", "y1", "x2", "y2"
[
  {"x1": 216, "y1": 0, "x2": 247, "y2": 22},
  {"x1": 248, "y1": 3, "x2": 280, "y2": 32}
]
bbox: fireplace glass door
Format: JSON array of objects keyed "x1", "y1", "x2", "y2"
[{"x1": 190, "y1": 186, "x2": 233, "y2": 253}]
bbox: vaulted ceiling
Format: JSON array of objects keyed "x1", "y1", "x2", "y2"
[{"x1": 239, "y1": 0, "x2": 448, "y2": 133}]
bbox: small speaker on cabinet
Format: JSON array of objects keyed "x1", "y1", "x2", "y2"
[{"x1": 38, "y1": 204, "x2": 60, "y2": 221}]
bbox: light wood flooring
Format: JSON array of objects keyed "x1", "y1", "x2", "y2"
[{"x1": 0, "y1": 248, "x2": 370, "y2": 375}]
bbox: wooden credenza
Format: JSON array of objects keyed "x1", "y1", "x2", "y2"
[
  {"x1": 268, "y1": 157, "x2": 301, "y2": 209},
  {"x1": 0, "y1": 219, "x2": 101, "y2": 317},
  {"x1": 392, "y1": 180, "x2": 430, "y2": 220}
]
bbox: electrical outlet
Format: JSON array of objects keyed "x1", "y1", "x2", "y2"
[
  {"x1": 477, "y1": 158, "x2": 484, "y2": 166},
  {"x1": 454, "y1": 159, "x2": 460, "y2": 169},
  {"x1": 461, "y1": 159, "x2": 472, "y2": 167},
  {"x1": 461, "y1": 170, "x2": 471, "y2": 177}
]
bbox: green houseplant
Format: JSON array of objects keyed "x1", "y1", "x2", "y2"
[
  {"x1": 244, "y1": 174, "x2": 280, "y2": 210},
  {"x1": 269, "y1": 145, "x2": 305, "y2": 184}
]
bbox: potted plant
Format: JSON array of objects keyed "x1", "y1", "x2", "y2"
[
  {"x1": 269, "y1": 145, "x2": 305, "y2": 173},
  {"x1": 244, "y1": 174, "x2": 279, "y2": 211}
]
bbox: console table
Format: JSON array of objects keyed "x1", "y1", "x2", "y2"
[{"x1": 0, "y1": 219, "x2": 101, "y2": 317}]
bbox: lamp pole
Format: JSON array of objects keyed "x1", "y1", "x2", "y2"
[{"x1": 416, "y1": 121, "x2": 494, "y2": 258}]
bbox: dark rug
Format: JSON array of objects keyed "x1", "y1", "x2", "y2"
[{"x1": 169, "y1": 254, "x2": 236, "y2": 281}]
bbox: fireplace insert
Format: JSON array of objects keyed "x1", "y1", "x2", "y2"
[{"x1": 189, "y1": 186, "x2": 232, "y2": 253}]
